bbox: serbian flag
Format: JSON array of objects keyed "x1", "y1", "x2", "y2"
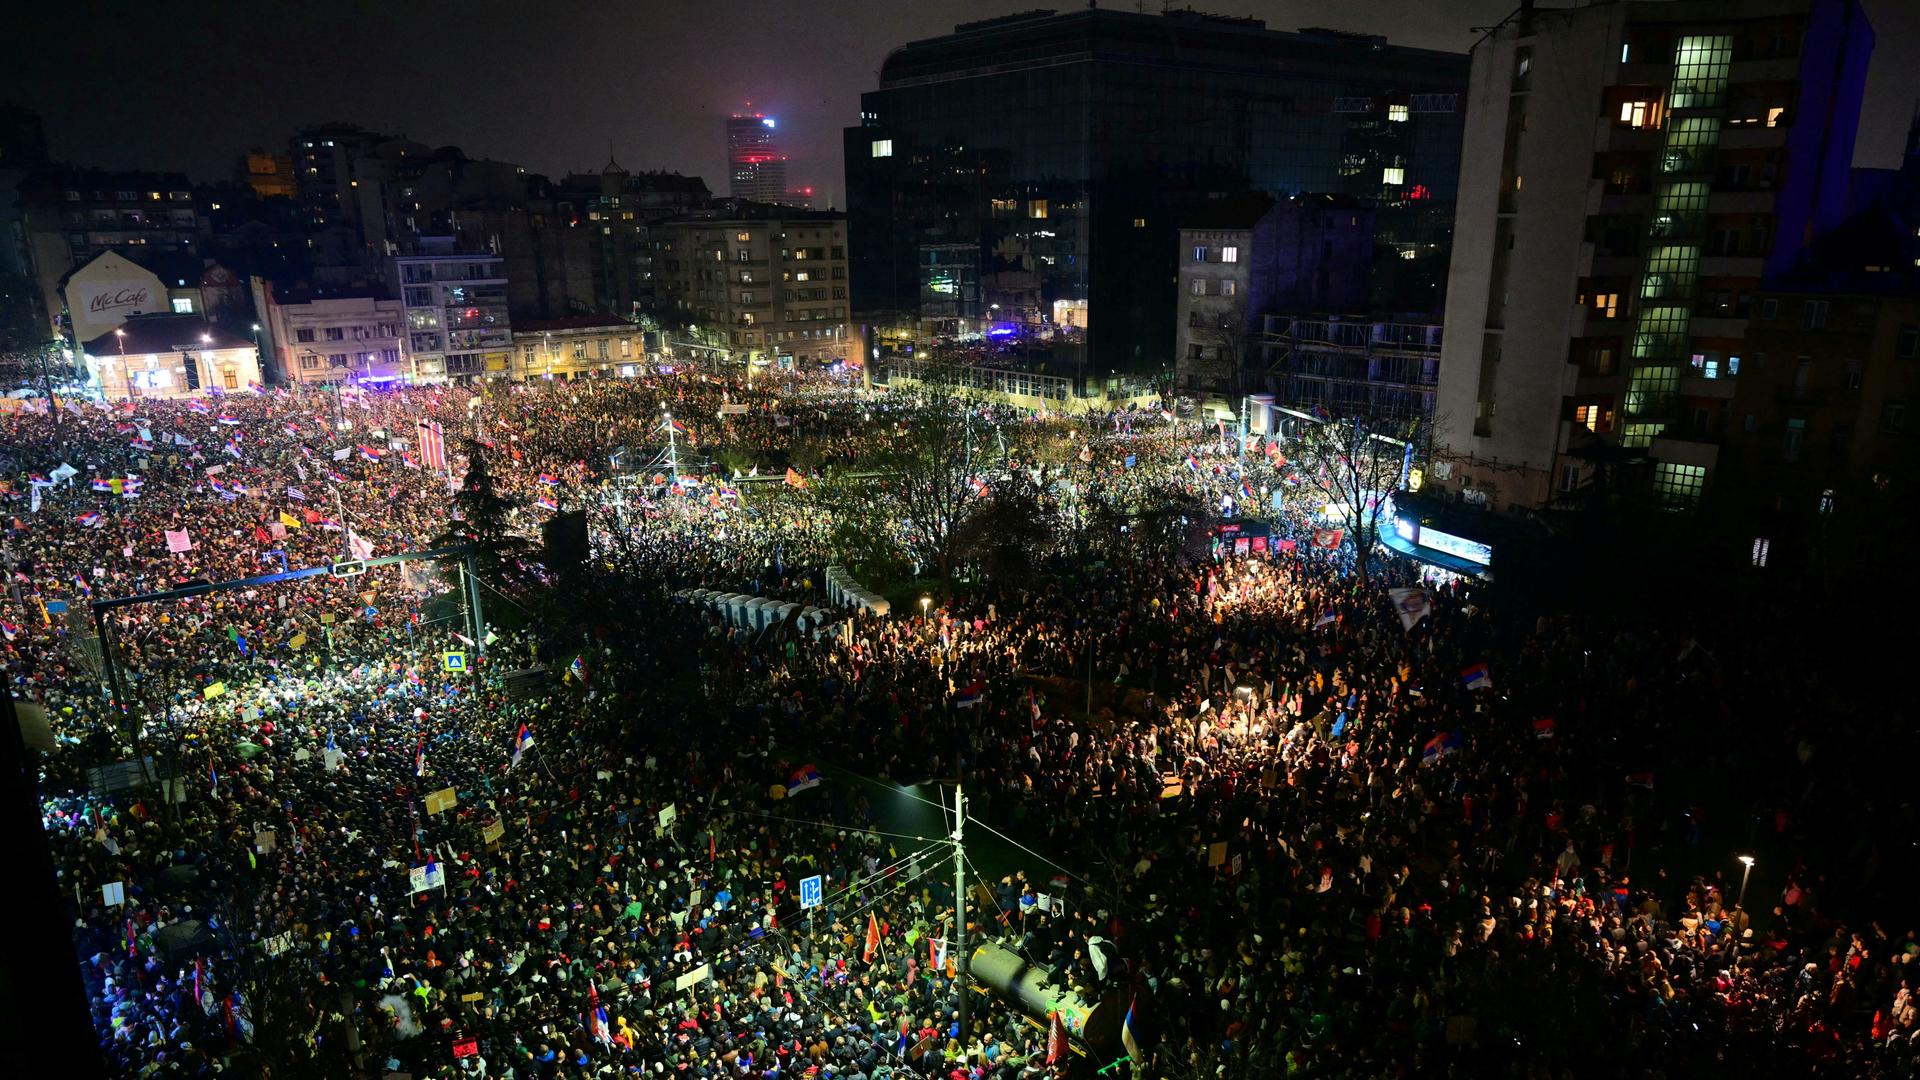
[
  {"x1": 1310, "y1": 528, "x2": 1344, "y2": 550},
  {"x1": 1, "y1": 620, "x2": 20, "y2": 642},
  {"x1": 954, "y1": 679, "x2": 985, "y2": 709},
  {"x1": 784, "y1": 467, "x2": 807, "y2": 489},
  {"x1": 568, "y1": 655, "x2": 587, "y2": 683},
  {"x1": 587, "y1": 982, "x2": 612, "y2": 1046},
  {"x1": 91, "y1": 477, "x2": 113, "y2": 493},
  {"x1": 1421, "y1": 731, "x2": 1462, "y2": 765},
  {"x1": 534, "y1": 496, "x2": 558, "y2": 511},
  {"x1": 537, "y1": 472, "x2": 559, "y2": 486},
  {"x1": 414, "y1": 734, "x2": 427, "y2": 778},
  {"x1": 1121, "y1": 997, "x2": 1146, "y2": 1064},
  {"x1": 1460, "y1": 662, "x2": 1492, "y2": 691},
  {"x1": 668, "y1": 418, "x2": 689, "y2": 435},
  {"x1": 77, "y1": 512, "x2": 103, "y2": 528},
  {"x1": 787, "y1": 764, "x2": 821, "y2": 796},
  {"x1": 929, "y1": 935, "x2": 949, "y2": 972},
  {"x1": 1238, "y1": 479, "x2": 1254, "y2": 500},
  {"x1": 1184, "y1": 454, "x2": 1200, "y2": 472},
  {"x1": 216, "y1": 415, "x2": 242, "y2": 426},
  {"x1": 187, "y1": 400, "x2": 211, "y2": 414},
  {"x1": 325, "y1": 470, "x2": 349, "y2": 484},
  {"x1": 358, "y1": 444, "x2": 386, "y2": 462},
  {"x1": 862, "y1": 913, "x2": 882, "y2": 964},
  {"x1": 511, "y1": 723, "x2": 534, "y2": 768},
  {"x1": 1532, "y1": 717, "x2": 1557, "y2": 739}
]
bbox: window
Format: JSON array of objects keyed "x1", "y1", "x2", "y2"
[
  {"x1": 1661, "y1": 117, "x2": 1722, "y2": 174},
  {"x1": 740, "y1": 291, "x2": 753, "y2": 304},
  {"x1": 1819, "y1": 488, "x2": 1836, "y2": 515},
  {"x1": 1560, "y1": 465, "x2": 1581, "y2": 492},
  {"x1": 1382, "y1": 166, "x2": 1405, "y2": 185},
  {"x1": 1653, "y1": 462, "x2": 1706, "y2": 507},
  {"x1": 1802, "y1": 300, "x2": 1828, "y2": 329},
  {"x1": 165, "y1": 297, "x2": 193, "y2": 315},
  {"x1": 572, "y1": 341, "x2": 587, "y2": 360},
  {"x1": 1222, "y1": 280, "x2": 1238, "y2": 297},
  {"x1": 1751, "y1": 537, "x2": 1770, "y2": 567},
  {"x1": 620, "y1": 338, "x2": 633, "y2": 358},
  {"x1": 1844, "y1": 359, "x2": 1862, "y2": 391},
  {"x1": 1388, "y1": 104, "x2": 1409, "y2": 123},
  {"x1": 1761, "y1": 298, "x2": 1779, "y2": 321},
  {"x1": 1221, "y1": 246, "x2": 1239, "y2": 264},
  {"x1": 1029, "y1": 200, "x2": 1048, "y2": 219},
  {"x1": 1884, "y1": 401, "x2": 1908, "y2": 431},
  {"x1": 1618, "y1": 100, "x2": 1656, "y2": 128},
  {"x1": 294, "y1": 328, "x2": 315, "y2": 343},
  {"x1": 1192, "y1": 245, "x2": 1209, "y2": 262},
  {"x1": 1782, "y1": 417, "x2": 1805, "y2": 461},
  {"x1": 324, "y1": 327, "x2": 345, "y2": 341},
  {"x1": 1671, "y1": 35, "x2": 1733, "y2": 109},
  {"x1": 597, "y1": 339, "x2": 609, "y2": 360},
  {"x1": 328, "y1": 353, "x2": 348, "y2": 369},
  {"x1": 1132, "y1": 218, "x2": 1147, "y2": 228},
  {"x1": 870, "y1": 139, "x2": 892, "y2": 158},
  {"x1": 1574, "y1": 404, "x2": 1611, "y2": 432},
  {"x1": 1187, "y1": 344, "x2": 1204, "y2": 360},
  {"x1": 1190, "y1": 278, "x2": 1208, "y2": 296},
  {"x1": 1897, "y1": 326, "x2": 1918, "y2": 359},
  {"x1": 299, "y1": 354, "x2": 319, "y2": 370},
  {"x1": 522, "y1": 345, "x2": 536, "y2": 366},
  {"x1": 736, "y1": 232, "x2": 751, "y2": 243}
]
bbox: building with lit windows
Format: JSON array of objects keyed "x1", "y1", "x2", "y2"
[
  {"x1": 653, "y1": 210, "x2": 851, "y2": 368},
  {"x1": 260, "y1": 290, "x2": 407, "y2": 386},
  {"x1": 80, "y1": 313, "x2": 260, "y2": 400},
  {"x1": 1430, "y1": 0, "x2": 1873, "y2": 513},
  {"x1": 726, "y1": 112, "x2": 789, "y2": 205},
  {"x1": 511, "y1": 314, "x2": 642, "y2": 380},
  {"x1": 390, "y1": 245, "x2": 512, "y2": 384},
  {"x1": 845, "y1": 8, "x2": 1468, "y2": 377}
]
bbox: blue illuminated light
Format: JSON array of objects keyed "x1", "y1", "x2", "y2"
[{"x1": 762, "y1": 117, "x2": 776, "y2": 129}]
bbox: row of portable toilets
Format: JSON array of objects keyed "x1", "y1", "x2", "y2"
[
  {"x1": 673, "y1": 566, "x2": 889, "y2": 637},
  {"x1": 822, "y1": 566, "x2": 891, "y2": 615}
]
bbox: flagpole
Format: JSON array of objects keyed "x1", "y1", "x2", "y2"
[
  {"x1": 334, "y1": 489, "x2": 351, "y2": 560},
  {"x1": 951, "y1": 781, "x2": 968, "y2": 1032}
]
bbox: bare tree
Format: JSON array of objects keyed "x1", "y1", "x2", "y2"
[{"x1": 1292, "y1": 414, "x2": 1414, "y2": 585}]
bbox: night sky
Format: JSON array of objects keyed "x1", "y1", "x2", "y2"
[{"x1": 4, "y1": 0, "x2": 1915, "y2": 207}]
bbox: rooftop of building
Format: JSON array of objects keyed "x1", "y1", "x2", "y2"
[
  {"x1": 884, "y1": 7, "x2": 1466, "y2": 87},
  {"x1": 514, "y1": 314, "x2": 636, "y2": 334},
  {"x1": 82, "y1": 313, "x2": 253, "y2": 355}
]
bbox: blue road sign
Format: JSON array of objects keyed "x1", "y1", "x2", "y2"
[{"x1": 799, "y1": 874, "x2": 823, "y2": 910}]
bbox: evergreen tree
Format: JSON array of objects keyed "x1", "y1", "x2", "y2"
[{"x1": 438, "y1": 439, "x2": 533, "y2": 588}]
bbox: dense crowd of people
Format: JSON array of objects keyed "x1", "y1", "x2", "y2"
[{"x1": 2, "y1": 371, "x2": 1914, "y2": 1078}]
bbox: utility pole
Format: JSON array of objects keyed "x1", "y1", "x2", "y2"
[
  {"x1": 951, "y1": 782, "x2": 968, "y2": 1032},
  {"x1": 662, "y1": 409, "x2": 681, "y2": 481}
]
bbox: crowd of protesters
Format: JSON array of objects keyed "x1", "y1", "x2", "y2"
[{"x1": 1, "y1": 372, "x2": 1914, "y2": 1079}]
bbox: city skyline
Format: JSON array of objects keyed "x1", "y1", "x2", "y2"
[{"x1": 3, "y1": 0, "x2": 1915, "y2": 208}]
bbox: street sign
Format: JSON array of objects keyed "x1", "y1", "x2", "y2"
[
  {"x1": 799, "y1": 874, "x2": 823, "y2": 910},
  {"x1": 443, "y1": 651, "x2": 467, "y2": 672}
]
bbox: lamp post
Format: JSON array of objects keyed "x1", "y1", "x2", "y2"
[
  {"x1": 113, "y1": 328, "x2": 131, "y2": 400},
  {"x1": 1736, "y1": 854, "x2": 1755, "y2": 909},
  {"x1": 250, "y1": 323, "x2": 263, "y2": 386},
  {"x1": 919, "y1": 595, "x2": 931, "y2": 625}
]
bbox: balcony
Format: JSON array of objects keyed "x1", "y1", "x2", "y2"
[
  {"x1": 1679, "y1": 374, "x2": 1737, "y2": 399},
  {"x1": 1650, "y1": 434, "x2": 1721, "y2": 470},
  {"x1": 1720, "y1": 124, "x2": 1788, "y2": 150},
  {"x1": 1699, "y1": 255, "x2": 1764, "y2": 277},
  {"x1": 1706, "y1": 189, "x2": 1775, "y2": 215},
  {"x1": 1688, "y1": 315, "x2": 1748, "y2": 338}
]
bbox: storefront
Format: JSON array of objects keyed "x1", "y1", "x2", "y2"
[{"x1": 1384, "y1": 503, "x2": 1495, "y2": 579}]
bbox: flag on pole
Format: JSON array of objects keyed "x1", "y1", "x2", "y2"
[
  {"x1": 536, "y1": 472, "x2": 559, "y2": 485},
  {"x1": 415, "y1": 734, "x2": 427, "y2": 778},
  {"x1": 1310, "y1": 528, "x2": 1344, "y2": 550},
  {"x1": 511, "y1": 723, "x2": 534, "y2": 768},
  {"x1": 1046, "y1": 1011, "x2": 1068, "y2": 1065},
  {"x1": 77, "y1": 512, "x2": 103, "y2": 528},
  {"x1": 929, "y1": 935, "x2": 948, "y2": 972},
  {"x1": 1121, "y1": 998, "x2": 1146, "y2": 1064},
  {"x1": 226, "y1": 625, "x2": 250, "y2": 657},
  {"x1": 1421, "y1": 731, "x2": 1463, "y2": 765},
  {"x1": 587, "y1": 982, "x2": 612, "y2": 1046},
  {"x1": 1387, "y1": 586, "x2": 1432, "y2": 631},
  {"x1": 786, "y1": 764, "x2": 821, "y2": 796},
  {"x1": 862, "y1": 913, "x2": 882, "y2": 963},
  {"x1": 953, "y1": 679, "x2": 985, "y2": 708},
  {"x1": 784, "y1": 467, "x2": 807, "y2": 489},
  {"x1": 1460, "y1": 662, "x2": 1493, "y2": 691},
  {"x1": 418, "y1": 419, "x2": 447, "y2": 471},
  {"x1": 1532, "y1": 717, "x2": 1557, "y2": 739}
]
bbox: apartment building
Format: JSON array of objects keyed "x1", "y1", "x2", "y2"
[
  {"x1": 390, "y1": 246, "x2": 512, "y2": 384},
  {"x1": 653, "y1": 211, "x2": 850, "y2": 367},
  {"x1": 511, "y1": 314, "x2": 643, "y2": 381},
  {"x1": 263, "y1": 292, "x2": 407, "y2": 385},
  {"x1": 1431, "y1": 0, "x2": 1873, "y2": 511}
]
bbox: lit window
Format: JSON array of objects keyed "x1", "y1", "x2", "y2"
[
  {"x1": 1221, "y1": 246, "x2": 1239, "y2": 264},
  {"x1": 1593, "y1": 293, "x2": 1620, "y2": 318},
  {"x1": 1766, "y1": 106, "x2": 1785, "y2": 128},
  {"x1": 1819, "y1": 489, "x2": 1835, "y2": 515},
  {"x1": 1388, "y1": 104, "x2": 1409, "y2": 123},
  {"x1": 1190, "y1": 278, "x2": 1207, "y2": 296},
  {"x1": 870, "y1": 139, "x2": 892, "y2": 158},
  {"x1": 1132, "y1": 218, "x2": 1146, "y2": 228},
  {"x1": 1383, "y1": 167, "x2": 1405, "y2": 185},
  {"x1": 737, "y1": 232, "x2": 751, "y2": 242},
  {"x1": 171, "y1": 298, "x2": 194, "y2": 314},
  {"x1": 1029, "y1": 200, "x2": 1048, "y2": 219},
  {"x1": 1619, "y1": 100, "x2": 1654, "y2": 128},
  {"x1": 1751, "y1": 537, "x2": 1770, "y2": 567},
  {"x1": 1192, "y1": 246, "x2": 1209, "y2": 262},
  {"x1": 1222, "y1": 280, "x2": 1238, "y2": 297}
]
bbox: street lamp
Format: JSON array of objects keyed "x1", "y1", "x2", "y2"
[
  {"x1": 1736, "y1": 854, "x2": 1755, "y2": 908},
  {"x1": 113, "y1": 328, "x2": 131, "y2": 400},
  {"x1": 919, "y1": 595, "x2": 931, "y2": 621}
]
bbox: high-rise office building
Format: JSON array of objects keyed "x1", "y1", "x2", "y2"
[
  {"x1": 844, "y1": 8, "x2": 1469, "y2": 377},
  {"x1": 1430, "y1": 0, "x2": 1873, "y2": 513},
  {"x1": 726, "y1": 111, "x2": 788, "y2": 205}
]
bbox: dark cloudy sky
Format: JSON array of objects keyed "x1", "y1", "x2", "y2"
[{"x1": 4, "y1": 0, "x2": 1915, "y2": 206}]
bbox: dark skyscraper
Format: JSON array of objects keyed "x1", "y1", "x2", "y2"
[
  {"x1": 844, "y1": 8, "x2": 1471, "y2": 377},
  {"x1": 726, "y1": 109, "x2": 788, "y2": 205}
]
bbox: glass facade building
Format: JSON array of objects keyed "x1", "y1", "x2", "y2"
[{"x1": 845, "y1": 8, "x2": 1468, "y2": 376}]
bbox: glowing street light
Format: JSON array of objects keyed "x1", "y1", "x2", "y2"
[{"x1": 1736, "y1": 854, "x2": 1756, "y2": 908}]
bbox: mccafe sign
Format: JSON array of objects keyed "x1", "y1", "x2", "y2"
[{"x1": 88, "y1": 286, "x2": 151, "y2": 314}]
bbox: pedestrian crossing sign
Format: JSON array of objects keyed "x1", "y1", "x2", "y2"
[{"x1": 444, "y1": 651, "x2": 467, "y2": 672}]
